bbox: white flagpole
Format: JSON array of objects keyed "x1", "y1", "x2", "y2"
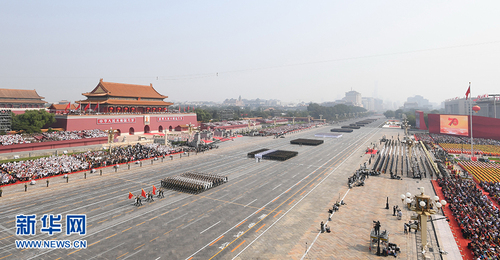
[{"x1": 469, "y1": 82, "x2": 474, "y2": 159}]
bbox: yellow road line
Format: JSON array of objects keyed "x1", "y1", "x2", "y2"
[
  {"x1": 89, "y1": 240, "x2": 101, "y2": 246},
  {"x1": 0, "y1": 235, "x2": 14, "y2": 241},
  {"x1": 176, "y1": 224, "x2": 184, "y2": 229},
  {"x1": 105, "y1": 233, "x2": 117, "y2": 239},
  {"x1": 134, "y1": 244, "x2": 145, "y2": 250},
  {"x1": 0, "y1": 254, "x2": 12, "y2": 260},
  {"x1": 255, "y1": 224, "x2": 266, "y2": 233},
  {"x1": 113, "y1": 214, "x2": 122, "y2": 218},
  {"x1": 67, "y1": 249, "x2": 82, "y2": 255},
  {"x1": 136, "y1": 221, "x2": 145, "y2": 226},
  {"x1": 288, "y1": 199, "x2": 295, "y2": 206},
  {"x1": 149, "y1": 216, "x2": 158, "y2": 221},
  {"x1": 164, "y1": 230, "x2": 172, "y2": 235},
  {"x1": 273, "y1": 210, "x2": 282, "y2": 218},
  {"x1": 116, "y1": 252, "x2": 128, "y2": 259},
  {"x1": 231, "y1": 240, "x2": 246, "y2": 252},
  {"x1": 209, "y1": 235, "x2": 224, "y2": 246},
  {"x1": 235, "y1": 220, "x2": 246, "y2": 228},
  {"x1": 97, "y1": 219, "x2": 108, "y2": 224},
  {"x1": 149, "y1": 236, "x2": 159, "y2": 242}
]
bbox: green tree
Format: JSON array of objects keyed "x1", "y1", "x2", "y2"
[
  {"x1": 383, "y1": 110, "x2": 395, "y2": 118},
  {"x1": 195, "y1": 108, "x2": 212, "y2": 123},
  {"x1": 11, "y1": 109, "x2": 56, "y2": 133}
]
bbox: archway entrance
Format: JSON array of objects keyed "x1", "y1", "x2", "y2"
[
  {"x1": 169, "y1": 126, "x2": 173, "y2": 132},
  {"x1": 115, "y1": 129, "x2": 121, "y2": 137},
  {"x1": 158, "y1": 125, "x2": 163, "y2": 133},
  {"x1": 129, "y1": 127, "x2": 134, "y2": 135},
  {"x1": 144, "y1": 125, "x2": 150, "y2": 134}
]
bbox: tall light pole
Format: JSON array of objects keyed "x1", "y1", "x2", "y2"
[{"x1": 489, "y1": 94, "x2": 500, "y2": 119}]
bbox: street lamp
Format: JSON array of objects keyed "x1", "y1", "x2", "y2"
[
  {"x1": 489, "y1": 94, "x2": 500, "y2": 119},
  {"x1": 401, "y1": 187, "x2": 446, "y2": 258}
]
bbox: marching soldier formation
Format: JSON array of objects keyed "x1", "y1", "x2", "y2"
[
  {"x1": 157, "y1": 188, "x2": 164, "y2": 198},
  {"x1": 161, "y1": 172, "x2": 228, "y2": 194},
  {"x1": 134, "y1": 195, "x2": 143, "y2": 206}
]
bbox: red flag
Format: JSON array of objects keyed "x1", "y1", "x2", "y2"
[
  {"x1": 465, "y1": 85, "x2": 471, "y2": 100},
  {"x1": 141, "y1": 189, "x2": 147, "y2": 198},
  {"x1": 128, "y1": 192, "x2": 134, "y2": 199},
  {"x1": 178, "y1": 106, "x2": 180, "y2": 112},
  {"x1": 96, "y1": 102, "x2": 100, "y2": 112},
  {"x1": 183, "y1": 107, "x2": 185, "y2": 112},
  {"x1": 187, "y1": 106, "x2": 189, "y2": 111},
  {"x1": 64, "y1": 102, "x2": 71, "y2": 113},
  {"x1": 152, "y1": 185, "x2": 157, "y2": 195},
  {"x1": 84, "y1": 103, "x2": 90, "y2": 111},
  {"x1": 75, "y1": 103, "x2": 81, "y2": 110}
]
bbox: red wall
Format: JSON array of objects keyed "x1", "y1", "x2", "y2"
[
  {"x1": 0, "y1": 137, "x2": 108, "y2": 154},
  {"x1": 428, "y1": 114, "x2": 500, "y2": 140},
  {"x1": 51, "y1": 113, "x2": 198, "y2": 135}
]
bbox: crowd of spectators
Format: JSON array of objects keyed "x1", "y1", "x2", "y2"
[
  {"x1": 0, "y1": 129, "x2": 107, "y2": 146},
  {"x1": 480, "y1": 181, "x2": 500, "y2": 209},
  {"x1": 429, "y1": 134, "x2": 500, "y2": 146},
  {"x1": 438, "y1": 176, "x2": 500, "y2": 259},
  {"x1": 0, "y1": 143, "x2": 185, "y2": 186}
]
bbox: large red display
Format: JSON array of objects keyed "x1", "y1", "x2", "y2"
[
  {"x1": 428, "y1": 114, "x2": 500, "y2": 140},
  {"x1": 439, "y1": 115, "x2": 468, "y2": 136}
]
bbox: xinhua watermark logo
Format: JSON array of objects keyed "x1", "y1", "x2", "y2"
[{"x1": 15, "y1": 214, "x2": 87, "y2": 249}]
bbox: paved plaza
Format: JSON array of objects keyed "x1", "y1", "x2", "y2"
[{"x1": 0, "y1": 118, "x2": 461, "y2": 259}]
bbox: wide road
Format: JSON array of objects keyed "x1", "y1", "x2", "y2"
[{"x1": 0, "y1": 118, "x2": 386, "y2": 260}]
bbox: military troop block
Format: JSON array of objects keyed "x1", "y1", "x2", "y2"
[{"x1": 161, "y1": 172, "x2": 228, "y2": 194}]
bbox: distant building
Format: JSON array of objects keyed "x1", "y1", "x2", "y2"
[
  {"x1": 444, "y1": 98, "x2": 470, "y2": 115},
  {"x1": 48, "y1": 103, "x2": 78, "y2": 114},
  {"x1": 344, "y1": 90, "x2": 362, "y2": 107},
  {"x1": 0, "y1": 88, "x2": 47, "y2": 114},
  {"x1": 219, "y1": 109, "x2": 235, "y2": 121},
  {"x1": 403, "y1": 95, "x2": 433, "y2": 111}
]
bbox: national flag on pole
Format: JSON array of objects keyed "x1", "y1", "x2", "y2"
[
  {"x1": 178, "y1": 106, "x2": 181, "y2": 112},
  {"x1": 64, "y1": 102, "x2": 71, "y2": 113},
  {"x1": 141, "y1": 189, "x2": 147, "y2": 198},
  {"x1": 152, "y1": 185, "x2": 157, "y2": 195},
  {"x1": 75, "y1": 103, "x2": 81, "y2": 110},
  {"x1": 465, "y1": 85, "x2": 471, "y2": 100},
  {"x1": 128, "y1": 192, "x2": 134, "y2": 199},
  {"x1": 96, "y1": 102, "x2": 100, "y2": 112},
  {"x1": 84, "y1": 102, "x2": 90, "y2": 111},
  {"x1": 187, "y1": 106, "x2": 189, "y2": 111},
  {"x1": 183, "y1": 106, "x2": 185, "y2": 112}
]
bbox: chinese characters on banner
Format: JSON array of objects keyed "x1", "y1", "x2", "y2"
[
  {"x1": 157, "y1": 116, "x2": 184, "y2": 122},
  {"x1": 97, "y1": 118, "x2": 136, "y2": 124}
]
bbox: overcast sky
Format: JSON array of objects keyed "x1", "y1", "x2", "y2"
[{"x1": 1, "y1": 1, "x2": 499, "y2": 106}]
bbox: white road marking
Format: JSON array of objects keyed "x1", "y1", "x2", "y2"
[
  {"x1": 244, "y1": 199, "x2": 257, "y2": 207},
  {"x1": 200, "y1": 221, "x2": 221, "y2": 234}
]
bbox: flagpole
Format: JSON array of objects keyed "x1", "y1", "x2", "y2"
[{"x1": 469, "y1": 82, "x2": 474, "y2": 159}]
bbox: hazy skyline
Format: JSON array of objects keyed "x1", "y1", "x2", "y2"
[{"x1": 1, "y1": 1, "x2": 499, "y2": 106}]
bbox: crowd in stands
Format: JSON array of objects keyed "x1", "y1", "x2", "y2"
[
  {"x1": 429, "y1": 134, "x2": 500, "y2": 146},
  {"x1": 438, "y1": 175, "x2": 500, "y2": 259},
  {"x1": 0, "y1": 143, "x2": 185, "y2": 186},
  {"x1": 414, "y1": 133, "x2": 500, "y2": 146},
  {"x1": 480, "y1": 181, "x2": 500, "y2": 209},
  {"x1": 0, "y1": 129, "x2": 108, "y2": 146}
]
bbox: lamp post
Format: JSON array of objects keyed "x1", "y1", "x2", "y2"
[
  {"x1": 489, "y1": 94, "x2": 500, "y2": 119},
  {"x1": 401, "y1": 187, "x2": 446, "y2": 257}
]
